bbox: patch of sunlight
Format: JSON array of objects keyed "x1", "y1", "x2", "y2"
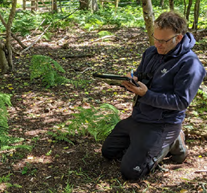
[
  {"x1": 13, "y1": 155, "x2": 52, "y2": 170},
  {"x1": 0, "y1": 183, "x2": 7, "y2": 192}
]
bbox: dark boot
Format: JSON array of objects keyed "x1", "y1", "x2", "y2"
[{"x1": 169, "y1": 130, "x2": 188, "y2": 164}]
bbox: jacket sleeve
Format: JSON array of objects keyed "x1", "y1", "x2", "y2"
[{"x1": 139, "y1": 57, "x2": 206, "y2": 111}]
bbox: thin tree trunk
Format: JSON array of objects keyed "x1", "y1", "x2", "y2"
[
  {"x1": 169, "y1": 0, "x2": 174, "y2": 10},
  {"x1": 142, "y1": 0, "x2": 154, "y2": 46},
  {"x1": 6, "y1": 0, "x2": 17, "y2": 71},
  {"x1": 79, "y1": 0, "x2": 98, "y2": 12},
  {"x1": 160, "y1": 0, "x2": 164, "y2": 7},
  {"x1": 186, "y1": 0, "x2": 193, "y2": 21},
  {"x1": 0, "y1": 41, "x2": 9, "y2": 73},
  {"x1": 79, "y1": 0, "x2": 88, "y2": 10},
  {"x1": 115, "y1": 0, "x2": 119, "y2": 8},
  {"x1": 23, "y1": 0, "x2": 26, "y2": 10},
  {"x1": 52, "y1": 0, "x2": 58, "y2": 12},
  {"x1": 59, "y1": 0, "x2": 63, "y2": 12},
  {"x1": 137, "y1": 0, "x2": 141, "y2": 5},
  {"x1": 89, "y1": 0, "x2": 98, "y2": 13},
  {"x1": 183, "y1": 0, "x2": 186, "y2": 15},
  {"x1": 192, "y1": 0, "x2": 200, "y2": 30}
]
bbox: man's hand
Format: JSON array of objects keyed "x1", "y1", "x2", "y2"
[{"x1": 122, "y1": 81, "x2": 148, "y2": 96}]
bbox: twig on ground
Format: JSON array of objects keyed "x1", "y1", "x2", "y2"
[
  {"x1": 195, "y1": 170, "x2": 207, "y2": 173},
  {"x1": 91, "y1": 35, "x2": 116, "y2": 43},
  {"x1": 80, "y1": 67, "x2": 93, "y2": 74},
  {"x1": 20, "y1": 22, "x2": 52, "y2": 54},
  {"x1": 23, "y1": 19, "x2": 46, "y2": 41}
]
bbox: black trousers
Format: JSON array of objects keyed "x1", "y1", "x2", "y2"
[{"x1": 102, "y1": 116, "x2": 181, "y2": 180}]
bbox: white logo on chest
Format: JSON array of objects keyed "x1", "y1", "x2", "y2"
[{"x1": 161, "y1": 68, "x2": 168, "y2": 74}]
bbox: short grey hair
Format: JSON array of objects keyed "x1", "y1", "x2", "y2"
[{"x1": 154, "y1": 11, "x2": 187, "y2": 35}]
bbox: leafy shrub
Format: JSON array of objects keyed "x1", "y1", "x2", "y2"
[
  {"x1": 0, "y1": 93, "x2": 30, "y2": 151},
  {"x1": 49, "y1": 104, "x2": 120, "y2": 142},
  {"x1": 30, "y1": 55, "x2": 68, "y2": 88},
  {"x1": 0, "y1": 0, "x2": 11, "y2": 7},
  {"x1": 0, "y1": 92, "x2": 11, "y2": 129}
]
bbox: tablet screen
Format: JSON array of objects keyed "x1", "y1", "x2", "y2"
[{"x1": 93, "y1": 73, "x2": 139, "y2": 87}]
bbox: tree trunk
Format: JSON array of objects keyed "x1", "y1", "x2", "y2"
[
  {"x1": 0, "y1": 0, "x2": 17, "y2": 73},
  {"x1": 186, "y1": 0, "x2": 193, "y2": 21},
  {"x1": 31, "y1": 0, "x2": 36, "y2": 11},
  {"x1": 192, "y1": 0, "x2": 200, "y2": 30},
  {"x1": 6, "y1": 0, "x2": 17, "y2": 71},
  {"x1": 79, "y1": 0, "x2": 98, "y2": 12},
  {"x1": 142, "y1": 0, "x2": 154, "y2": 46},
  {"x1": 89, "y1": 0, "x2": 98, "y2": 12},
  {"x1": 80, "y1": 0, "x2": 88, "y2": 10},
  {"x1": 169, "y1": 0, "x2": 174, "y2": 10},
  {"x1": 160, "y1": 0, "x2": 164, "y2": 7},
  {"x1": 0, "y1": 41, "x2": 9, "y2": 74},
  {"x1": 137, "y1": 0, "x2": 141, "y2": 5},
  {"x1": 23, "y1": 0, "x2": 26, "y2": 10},
  {"x1": 115, "y1": 0, "x2": 119, "y2": 8},
  {"x1": 183, "y1": 0, "x2": 186, "y2": 15},
  {"x1": 52, "y1": 0, "x2": 58, "y2": 12},
  {"x1": 59, "y1": 0, "x2": 63, "y2": 12}
]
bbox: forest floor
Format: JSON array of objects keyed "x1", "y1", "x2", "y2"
[{"x1": 0, "y1": 26, "x2": 207, "y2": 193}]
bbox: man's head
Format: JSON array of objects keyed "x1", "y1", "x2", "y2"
[{"x1": 153, "y1": 11, "x2": 187, "y2": 54}]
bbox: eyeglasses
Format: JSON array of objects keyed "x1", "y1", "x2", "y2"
[{"x1": 152, "y1": 33, "x2": 178, "y2": 44}]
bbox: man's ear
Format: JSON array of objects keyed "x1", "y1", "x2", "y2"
[{"x1": 177, "y1": 34, "x2": 183, "y2": 43}]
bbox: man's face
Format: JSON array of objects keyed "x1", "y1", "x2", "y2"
[{"x1": 153, "y1": 27, "x2": 182, "y2": 55}]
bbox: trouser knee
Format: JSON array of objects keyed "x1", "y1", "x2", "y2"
[
  {"x1": 101, "y1": 143, "x2": 116, "y2": 160},
  {"x1": 101, "y1": 144, "x2": 110, "y2": 159},
  {"x1": 120, "y1": 161, "x2": 150, "y2": 181}
]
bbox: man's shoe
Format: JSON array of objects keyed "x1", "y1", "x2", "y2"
[{"x1": 169, "y1": 130, "x2": 188, "y2": 164}]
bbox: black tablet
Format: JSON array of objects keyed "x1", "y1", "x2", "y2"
[{"x1": 93, "y1": 73, "x2": 139, "y2": 87}]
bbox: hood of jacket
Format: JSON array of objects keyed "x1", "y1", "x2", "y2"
[{"x1": 164, "y1": 32, "x2": 196, "y2": 60}]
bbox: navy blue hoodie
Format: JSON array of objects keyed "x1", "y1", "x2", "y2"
[{"x1": 132, "y1": 32, "x2": 206, "y2": 124}]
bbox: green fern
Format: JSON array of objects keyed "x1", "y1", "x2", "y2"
[
  {"x1": 30, "y1": 55, "x2": 68, "y2": 88},
  {"x1": 49, "y1": 104, "x2": 120, "y2": 142},
  {"x1": 30, "y1": 55, "x2": 90, "y2": 88},
  {"x1": 0, "y1": 92, "x2": 31, "y2": 151},
  {"x1": 0, "y1": 92, "x2": 11, "y2": 129}
]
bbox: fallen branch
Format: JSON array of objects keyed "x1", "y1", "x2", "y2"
[
  {"x1": 80, "y1": 67, "x2": 93, "y2": 74},
  {"x1": 20, "y1": 22, "x2": 52, "y2": 54},
  {"x1": 23, "y1": 19, "x2": 46, "y2": 41},
  {"x1": 91, "y1": 35, "x2": 116, "y2": 43},
  {"x1": 195, "y1": 170, "x2": 207, "y2": 173},
  {"x1": 61, "y1": 54, "x2": 95, "y2": 58}
]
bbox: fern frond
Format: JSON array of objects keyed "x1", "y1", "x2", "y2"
[
  {"x1": 30, "y1": 55, "x2": 67, "y2": 88},
  {"x1": 50, "y1": 103, "x2": 120, "y2": 142}
]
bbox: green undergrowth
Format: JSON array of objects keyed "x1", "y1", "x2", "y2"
[
  {"x1": 0, "y1": 92, "x2": 31, "y2": 151},
  {"x1": 48, "y1": 103, "x2": 120, "y2": 142},
  {"x1": 30, "y1": 55, "x2": 89, "y2": 88},
  {"x1": 1, "y1": 2, "x2": 207, "y2": 35}
]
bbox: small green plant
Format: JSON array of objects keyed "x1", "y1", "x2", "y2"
[
  {"x1": 0, "y1": 92, "x2": 31, "y2": 151},
  {"x1": 0, "y1": 173, "x2": 12, "y2": 183},
  {"x1": 191, "y1": 88, "x2": 207, "y2": 107},
  {"x1": 0, "y1": 173, "x2": 22, "y2": 190},
  {"x1": 0, "y1": 92, "x2": 11, "y2": 129},
  {"x1": 30, "y1": 55, "x2": 88, "y2": 88},
  {"x1": 98, "y1": 30, "x2": 114, "y2": 37},
  {"x1": 21, "y1": 166, "x2": 28, "y2": 175},
  {"x1": 63, "y1": 182, "x2": 73, "y2": 193},
  {"x1": 30, "y1": 55, "x2": 69, "y2": 88},
  {"x1": 49, "y1": 103, "x2": 120, "y2": 141}
]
